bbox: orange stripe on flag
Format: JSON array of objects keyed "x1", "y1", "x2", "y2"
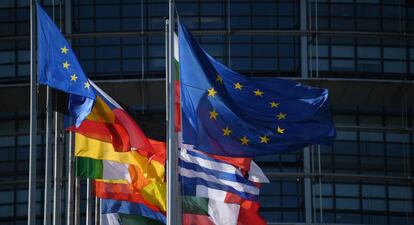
[{"x1": 94, "y1": 180, "x2": 162, "y2": 213}]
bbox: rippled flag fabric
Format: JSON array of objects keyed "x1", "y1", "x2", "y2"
[
  {"x1": 178, "y1": 22, "x2": 336, "y2": 157},
  {"x1": 37, "y1": 4, "x2": 95, "y2": 126}
]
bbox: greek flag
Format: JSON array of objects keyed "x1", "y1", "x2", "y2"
[{"x1": 179, "y1": 146, "x2": 268, "y2": 202}]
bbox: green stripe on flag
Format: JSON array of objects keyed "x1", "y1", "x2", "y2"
[
  {"x1": 75, "y1": 157, "x2": 103, "y2": 179},
  {"x1": 174, "y1": 59, "x2": 180, "y2": 81},
  {"x1": 182, "y1": 196, "x2": 209, "y2": 215},
  {"x1": 119, "y1": 213, "x2": 165, "y2": 225}
]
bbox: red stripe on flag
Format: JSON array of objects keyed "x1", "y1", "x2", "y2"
[
  {"x1": 69, "y1": 120, "x2": 131, "y2": 151},
  {"x1": 182, "y1": 214, "x2": 215, "y2": 225},
  {"x1": 113, "y1": 109, "x2": 156, "y2": 153},
  {"x1": 94, "y1": 180, "x2": 161, "y2": 213}
]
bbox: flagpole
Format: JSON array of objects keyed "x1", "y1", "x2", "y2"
[
  {"x1": 28, "y1": 0, "x2": 38, "y2": 224},
  {"x1": 74, "y1": 177, "x2": 81, "y2": 225},
  {"x1": 53, "y1": 112, "x2": 62, "y2": 225},
  {"x1": 66, "y1": 131, "x2": 75, "y2": 225},
  {"x1": 43, "y1": 1, "x2": 56, "y2": 223},
  {"x1": 64, "y1": 0, "x2": 75, "y2": 223},
  {"x1": 94, "y1": 196, "x2": 100, "y2": 225},
  {"x1": 167, "y1": 1, "x2": 178, "y2": 224},
  {"x1": 43, "y1": 87, "x2": 53, "y2": 225},
  {"x1": 86, "y1": 178, "x2": 93, "y2": 225}
]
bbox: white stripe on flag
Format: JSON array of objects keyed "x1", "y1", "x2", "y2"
[
  {"x1": 180, "y1": 146, "x2": 269, "y2": 184},
  {"x1": 179, "y1": 167, "x2": 259, "y2": 196},
  {"x1": 174, "y1": 33, "x2": 179, "y2": 61},
  {"x1": 249, "y1": 161, "x2": 270, "y2": 183},
  {"x1": 102, "y1": 160, "x2": 131, "y2": 183},
  {"x1": 89, "y1": 80, "x2": 123, "y2": 109},
  {"x1": 196, "y1": 185, "x2": 227, "y2": 202},
  {"x1": 101, "y1": 213, "x2": 121, "y2": 225},
  {"x1": 208, "y1": 199, "x2": 240, "y2": 225},
  {"x1": 180, "y1": 149, "x2": 243, "y2": 175}
]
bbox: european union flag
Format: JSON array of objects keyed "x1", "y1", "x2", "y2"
[
  {"x1": 37, "y1": 4, "x2": 95, "y2": 126},
  {"x1": 179, "y1": 22, "x2": 336, "y2": 157}
]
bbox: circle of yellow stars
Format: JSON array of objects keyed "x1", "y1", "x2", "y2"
[
  {"x1": 206, "y1": 73, "x2": 288, "y2": 146},
  {"x1": 60, "y1": 45, "x2": 90, "y2": 89}
]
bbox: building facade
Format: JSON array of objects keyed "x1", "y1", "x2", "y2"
[{"x1": 0, "y1": 0, "x2": 413, "y2": 224}]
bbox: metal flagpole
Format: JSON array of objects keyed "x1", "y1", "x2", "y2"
[
  {"x1": 86, "y1": 178, "x2": 93, "y2": 225},
  {"x1": 43, "y1": 1, "x2": 56, "y2": 223},
  {"x1": 28, "y1": 1, "x2": 38, "y2": 225},
  {"x1": 53, "y1": 112, "x2": 62, "y2": 225},
  {"x1": 43, "y1": 87, "x2": 53, "y2": 225},
  {"x1": 66, "y1": 131, "x2": 75, "y2": 225},
  {"x1": 64, "y1": 0, "x2": 75, "y2": 223},
  {"x1": 74, "y1": 177, "x2": 81, "y2": 225},
  {"x1": 94, "y1": 196, "x2": 100, "y2": 225},
  {"x1": 167, "y1": 1, "x2": 178, "y2": 225}
]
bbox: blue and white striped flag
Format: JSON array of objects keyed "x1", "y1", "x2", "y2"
[{"x1": 179, "y1": 145, "x2": 269, "y2": 202}]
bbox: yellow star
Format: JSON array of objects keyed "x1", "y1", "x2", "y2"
[
  {"x1": 215, "y1": 74, "x2": 223, "y2": 84},
  {"x1": 276, "y1": 126, "x2": 285, "y2": 134},
  {"x1": 222, "y1": 126, "x2": 232, "y2": 136},
  {"x1": 60, "y1": 46, "x2": 69, "y2": 54},
  {"x1": 259, "y1": 135, "x2": 270, "y2": 144},
  {"x1": 240, "y1": 136, "x2": 250, "y2": 146},
  {"x1": 84, "y1": 82, "x2": 90, "y2": 89},
  {"x1": 254, "y1": 89, "x2": 264, "y2": 97},
  {"x1": 70, "y1": 74, "x2": 78, "y2": 81},
  {"x1": 269, "y1": 101, "x2": 280, "y2": 108},
  {"x1": 207, "y1": 87, "x2": 217, "y2": 97},
  {"x1": 62, "y1": 61, "x2": 70, "y2": 69},
  {"x1": 276, "y1": 112, "x2": 287, "y2": 120},
  {"x1": 209, "y1": 109, "x2": 219, "y2": 120},
  {"x1": 234, "y1": 82, "x2": 243, "y2": 90}
]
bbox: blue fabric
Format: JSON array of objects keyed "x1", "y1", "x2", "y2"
[
  {"x1": 178, "y1": 22, "x2": 336, "y2": 157},
  {"x1": 178, "y1": 159, "x2": 256, "y2": 188},
  {"x1": 67, "y1": 94, "x2": 95, "y2": 127},
  {"x1": 179, "y1": 148, "x2": 259, "y2": 201},
  {"x1": 37, "y1": 4, "x2": 95, "y2": 126},
  {"x1": 180, "y1": 177, "x2": 258, "y2": 201},
  {"x1": 101, "y1": 199, "x2": 166, "y2": 224}
]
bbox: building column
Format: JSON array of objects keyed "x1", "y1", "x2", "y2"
[
  {"x1": 300, "y1": 0, "x2": 313, "y2": 223},
  {"x1": 300, "y1": 0, "x2": 309, "y2": 78}
]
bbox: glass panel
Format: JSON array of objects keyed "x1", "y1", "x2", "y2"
[
  {"x1": 336, "y1": 184, "x2": 359, "y2": 197},
  {"x1": 357, "y1": 46, "x2": 381, "y2": 59},
  {"x1": 383, "y1": 61, "x2": 407, "y2": 74},
  {"x1": 332, "y1": 59, "x2": 354, "y2": 71},
  {"x1": 0, "y1": 205, "x2": 14, "y2": 218},
  {"x1": 360, "y1": 132, "x2": 383, "y2": 141},
  {"x1": 335, "y1": 131, "x2": 357, "y2": 140},
  {"x1": 388, "y1": 186, "x2": 413, "y2": 199},
  {"x1": 386, "y1": 133, "x2": 410, "y2": 143},
  {"x1": 332, "y1": 46, "x2": 354, "y2": 58},
  {"x1": 383, "y1": 47, "x2": 406, "y2": 60},
  {"x1": 389, "y1": 200, "x2": 413, "y2": 213},
  {"x1": 0, "y1": 190, "x2": 14, "y2": 204},
  {"x1": 362, "y1": 185, "x2": 386, "y2": 198},
  {"x1": 312, "y1": 183, "x2": 333, "y2": 196},
  {"x1": 362, "y1": 199, "x2": 386, "y2": 211},
  {"x1": 336, "y1": 198, "x2": 360, "y2": 209}
]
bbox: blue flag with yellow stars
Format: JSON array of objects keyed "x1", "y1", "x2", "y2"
[
  {"x1": 179, "y1": 22, "x2": 336, "y2": 157},
  {"x1": 37, "y1": 4, "x2": 95, "y2": 126}
]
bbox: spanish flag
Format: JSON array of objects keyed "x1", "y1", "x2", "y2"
[{"x1": 69, "y1": 81, "x2": 162, "y2": 155}]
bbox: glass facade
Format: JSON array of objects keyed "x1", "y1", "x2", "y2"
[{"x1": 0, "y1": 0, "x2": 413, "y2": 224}]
